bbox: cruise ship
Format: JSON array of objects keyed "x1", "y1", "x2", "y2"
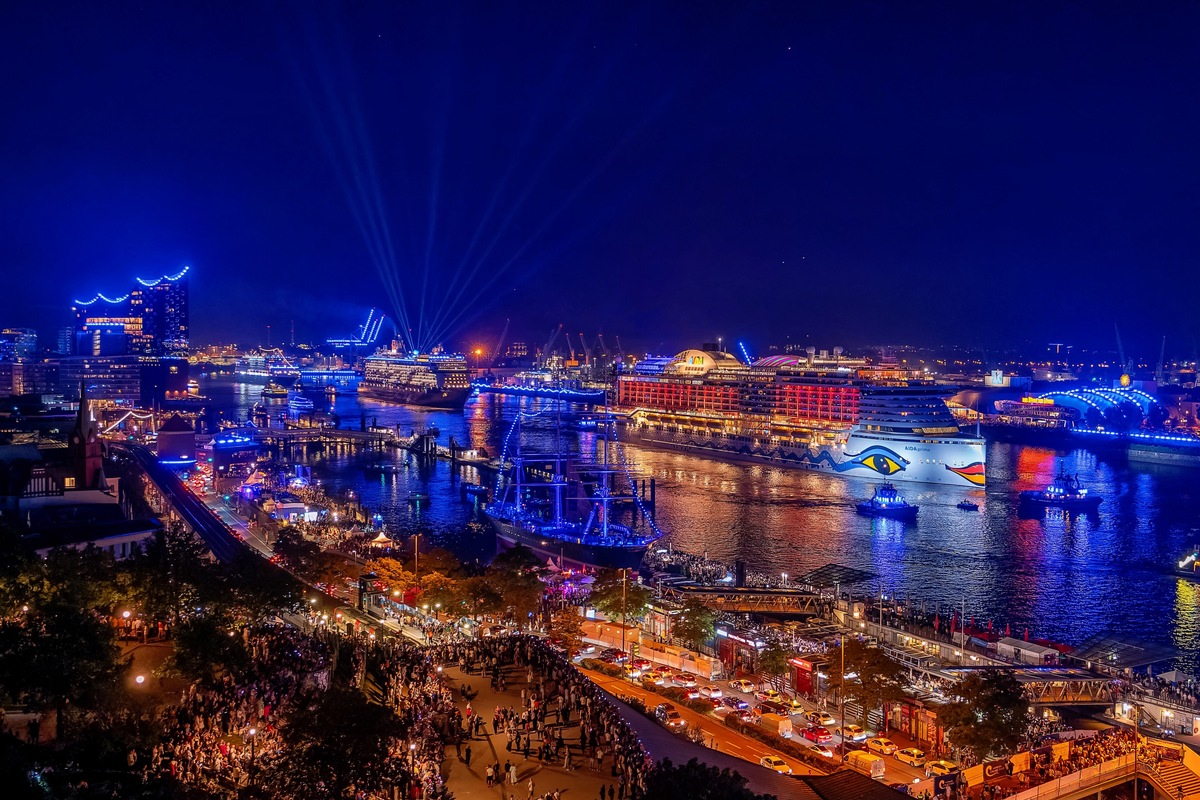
[
  {"x1": 357, "y1": 348, "x2": 471, "y2": 409},
  {"x1": 234, "y1": 349, "x2": 301, "y2": 385},
  {"x1": 616, "y1": 347, "x2": 986, "y2": 487}
]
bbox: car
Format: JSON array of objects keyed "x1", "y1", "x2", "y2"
[
  {"x1": 733, "y1": 709, "x2": 757, "y2": 723},
  {"x1": 600, "y1": 648, "x2": 628, "y2": 663},
  {"x1": 782, "y1": 697, "x2": 805, "y2": 713},
  {"x1": 755, "y1": 688, "x2": 783, "y2": 702},
  {"x1": 639, "y1": 674, "x2": 661, "y2": 689},
  {"x1": 807, "y1": 744, "x2": 835, "y2": 759},
  {"x1": 699, "y1": 685, "x2": 724, "y2": 699},
  {"x1": 684, "y1": 687, "x2": 701, "y2": 699},
  {"x1": 721, "y1": 696, "x2": 750, "y2": 711},
  {"x1": 834, "y1": 724, "x2": 868, "y2": 741},
  {"x1": 672, "y1": 672, "x2": 698, "y2": 688},
  {"x1": 800, "y1": 725, "x2": 832, "y2": 743},
  {"x1": 759, "y1": 755, "x2": 792, "y2": 775},
  {"x1": 895, "y1": 748, "x2": 926, "y2": 768},
  {"x1": 579, "y1": 643, "x2": 597, "y2": 655},
  {"x1": 654, "y1": 703, "x2": 687, "y2": 729},
  {"x1": 926, "y1": 760, "x2": 960, "y2": 777},
  {"x1": 629, "y1": 658, "x2": 652, "y2": 670},
  {"x1": 867, "y1": 737, "x2": 898, "y2": 756},
  {"x1": 728, "y1": 679, "x2": 756, "y2": 693},
  {"x1": 805, "y1": 710, "x2": 836, "y2": 726},
  {"x1": 624, "y1": 665, "x2": 644, "y2": 678}
]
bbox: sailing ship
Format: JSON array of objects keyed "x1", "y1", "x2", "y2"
[{"x1": 485, "y1": 407, "x2": 663, "y2": 570}]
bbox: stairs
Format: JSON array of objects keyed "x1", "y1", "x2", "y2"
[{"x1": 1149, "y1": 761, "x2": 1200, "y2": 800}]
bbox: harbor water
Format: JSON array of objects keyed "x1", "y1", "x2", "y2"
[{"x1": 200, "y1": 377, "x2": 1200, "y2": 671}]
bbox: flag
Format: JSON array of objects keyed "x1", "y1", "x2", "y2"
[
  {"x1": 933, "y1": 613, "x2": 940, "y2": 632},
  {"x1": 1005, "y1": 623, "x2": 1011, "y2": 637},
  {"x1": 1024, "y1": 628, "x2": 1030, "y2": 641}
]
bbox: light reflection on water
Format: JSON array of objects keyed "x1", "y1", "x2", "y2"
[{"x1": 200, "y1": 378, "x2": 1200, "y2": 665}]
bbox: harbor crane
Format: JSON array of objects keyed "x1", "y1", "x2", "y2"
[
  {"x1": 579, "y1": 333, "x2": 592, "y2": 365},
  {"x1": 1155, "y1": 336, "x2": 1166, "y2": 383},
  {"x1": 540, "y1": 324, "x2": 563, "y2": 366}
]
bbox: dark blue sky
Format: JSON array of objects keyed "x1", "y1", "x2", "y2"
[{"x1": 2, "y1": 2, "x2": 1197, "y2": 357}]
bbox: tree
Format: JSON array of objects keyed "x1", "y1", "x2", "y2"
[
  {"x1": 588, "y1": 568, "x2": 653, "y2": 622},
  {"x1": 418, "y1": 570, "x2": 459, "y2": 615},
  {"x1": 672, "y1": 598, "x2": 717, "y2": 650},
  {"x1": 758, "y1": 641, "x2": 793, "y2": 692},
  {"x1": 457, "y1": 575, "x2": 504, "y2": 619},
  {"x1": 371, "y1": 557, "x2": 418, "y2": 596},
  {"x1": 129, "y1": 523, "x2": 215, "y2": 625},
  {"x1": 486, "y1": 545, "x2": 545, "y2": 624},
  {"x1": 939, "y1": 671, "x2": 1030, "y2": 758},
  {"x1": 826, "y1": 638, "x2": 908, "y2": 728},
  {"x1": 643, "y1": 758, "x2": 774, "y2": 800},
  {"x1": 548, "y1": 607, "x2": 585, "y2": 658},
  {"x1": 263, "y1": 686, "x2": 408, "y2": 800},
  {"x1": 166, "y1": 613, "x2": 249, "y2": 679}
]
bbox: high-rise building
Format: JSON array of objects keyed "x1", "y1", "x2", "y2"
[
  {"x1": 72, "y1": 266, "x2": 190, "y2": 356},
  {"x1": 56, "y1": 327, "x2": 73, "y2": 356},
  {"x1": 0, "y1": 327, "x2": 38, "y2": 360}
]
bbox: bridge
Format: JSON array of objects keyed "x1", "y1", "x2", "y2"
[
  {"x1": 938, "y1": 666, "x2": 1117, "y2": 707},
  {"x1": 115, "y1": 442, "x2": 249, "y2": 563},
  {"x1": 657, "y1": 581, "x2": 822, "y2": 615},
  {"x1": 219, "y1": 425, "x2": 395, "y2": 449}
]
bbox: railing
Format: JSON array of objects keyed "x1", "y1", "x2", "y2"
[{"x1": 1003, "y1": 754, "x2": 1134, "y2": 800}]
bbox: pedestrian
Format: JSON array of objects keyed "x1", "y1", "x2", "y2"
[
  {"x1": 527, "y1": 778, "x2": 535, "y2": 800},
  {"x1": 487, "y1": 765, "x2": 495, "y2": 786},
  {"x1": 466, "y1": 744, "x2": 473, "y2": 768}
]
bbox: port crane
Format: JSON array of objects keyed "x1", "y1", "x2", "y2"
[
  {"x1": 539, "y1": 324, "x2": 563, "y2": 367},
  {"x1": 486, "y1": 318, "x2": 510, "y2": 370}
]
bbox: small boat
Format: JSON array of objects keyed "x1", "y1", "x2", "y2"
[
  {"x1": 325, "y1": 385, "x2": 338, "y2": 397},
  {"x1": 462, "y1": 483, "x2": 489, "y2": 499},
  {"x1": 261, "y1": 382, "x2": 289, "y2": 400},
  {"x1": 1019, "y1": 469, "x2": 1101, "y2": 512},
  {"x1": 365, "y1": 462, "x2": 404, "y2": 475},
  {"x1": 956, "y1": 501, "x2": 979, "y2": 511},
  {"x1": 407, "y1": 492, "x2": 430, "y2": 505},
  {"x1": 856, "y1": 483, "x2": 918, "y2": 521}
]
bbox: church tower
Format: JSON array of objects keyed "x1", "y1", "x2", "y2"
[{"x1": 71, "y1": 381, "x2": 105, "y2": 489}]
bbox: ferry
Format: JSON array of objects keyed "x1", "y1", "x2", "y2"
[
  {"x1": 261, "y1": 382, "x2": 289, "y2": 400},
  {"x1": 287, "y1": 392, "x2": 315, "y2": 413},
  {"x1": 856, "y1": 483, "x2": 919, "y2": 521},
  {"x1": 616, "y1": 347, "x2": 986, "y2": 486},
  {"x1": 358, "y1": 347, "x2": 471, "y2": 409},
  {"x1": 235, "y1": 349, "x2": 301, "y2": 385},
  {"x1": 1018, "y1": 470, "x2": 1102, "y2": 512},
  {"x1": 1177, "y1": 540, "x2": 1200, "y2": 581},
  {"x1": 486, "y1": 412, "x2": 663, "y2": 570}
]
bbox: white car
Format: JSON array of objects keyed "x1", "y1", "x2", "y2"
[
  {"x1": 672, "y1": 672, "x2": 698, "y2": 688},
  {"x1": 834, "y1": 724, "x2": 868, "y2": 741},
  {"x1": 867, "y1": 737, "x2": 898, "y2": 756},
  {"x1": 699, "y1": 685, "x2": 723, "y2": 699},
  {"x1": 759, "y1": 755, "x2": 792, "y2": 775},
  {"x1": 926, "y1": 760, "x2": 960, "y2": 777},
  {"x1": 728, "y1": 679, "x2": 756, "y2": 693},
  {"x1": 896, "y1": 748, "x2": 926, "y2": 767},
  {"x1": 805, "y1": 710, "x2": 835, "y2": 726},
  {"x1": 808, "y1": 743, "x2": 835, "y2": 759},
  {"x1": 755, "y1": 688, "x2": 782, "y2": 702}
]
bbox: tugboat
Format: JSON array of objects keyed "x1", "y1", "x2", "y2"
[
  {"x1": 956, "y1": 500, "x2": 980, "y2": 511},
  {"x1": 261, "y1": 382, "x2": 289, "y2": 400},
  {"x1": 856, "y1": 483, "x2": 919, "y2": 521},
  {"x1": 1018, "y1": 470, "x2": 1102, "y2": 513}
]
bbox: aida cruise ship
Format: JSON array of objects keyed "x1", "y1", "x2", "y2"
[{"x1": 615, "y1": 348, "x2": 986, "y2": 487}]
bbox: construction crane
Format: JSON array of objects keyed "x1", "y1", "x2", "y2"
[
  {"x1": 614, "y1": 335, "x2": 624, "y2": 364},
  {"x1": 565, "y1": 332, "x2": 577, "y2": 363},
  {"x1": 597, "y1": 333, "x2": 610, "y2": 362},
  {"x1": 540, "y1": 324, "x2": 563, "y2": 366},
  {"x1": 487, "y1": 318, "x2": 510, "y2": 369}
]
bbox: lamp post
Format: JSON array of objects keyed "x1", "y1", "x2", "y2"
[
  {"x1": 413, "y1": 532, "x2": 422, "y2": 578},
  {"x1": 247, "y1": 727, "x2": 257, "y2": 783},
  {"x1": 839, "y1": 632, "x2": 846, "y2": 759},
  {"x1": 620, "y1": 568, "x2": 629, "y2": 678}
]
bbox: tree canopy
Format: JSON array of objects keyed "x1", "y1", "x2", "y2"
[
  {"x1": 825, "y1": 638, "x2": 908, "y2": 727},
  {"x1": 643, "y1": 758, "x2": 775, "y2": 800},
  {"x1": 672, "y1": 598, "x2": 718, "y2": 650},
  {"x1": 939, "y1": 671, "x2": 1030, "y2": 758},
  {"x1": 588, "y1": 568, "x2": 653, "y2": 622}
]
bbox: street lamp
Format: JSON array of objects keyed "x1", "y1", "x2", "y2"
[
  {"x1": 412, "y1": 532, "x2": 422, "y2": 577},
  {"x1": 247, "y1": 727, "x2": 257, "y2": 783}
]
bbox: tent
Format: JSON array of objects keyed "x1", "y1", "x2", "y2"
[{"x1": 369, "y1": 532, "x2": 394, "y2": 547}]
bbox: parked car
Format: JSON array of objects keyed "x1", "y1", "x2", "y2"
[
  {"x1": 672, "y1": 672, "x2": 698, "y2": 688},
  {"x1": 835, "y1": 724, "x2": 867, "y2": 741},
  {"x1": 721, "y1": 696, "x2": 750, "y2": 711},
  {"x1": 654, "y1": 703, "x2": 687, "y2": 729},
  {"x1": 699, "y1": 685, "x2": 724, "y2": 699},
  {"x1": 800, "y1": 725, "x2": 832, "y2": 743},
  {"x1": 926, "y1": 760, "x2": 960, "y2": 777},
  {"x1": 805, "y1": 710, "x2": 836, "y2": 726},
  {"x1": 808, "y1": 743, "x2": 835, "y2": 759},
  {"x1": 867, "y1": 737, "x2": 898, "y2": 756},
  {"x1": 895, "y1": 748, "x2": 926, "y2": 768},
  {"x1": 759, "y1": 755, "x2": 792, "y2": 775},
  {"x1": 755, "y1": 688, "x2": 782, "y2": 702},
  {"x1": 728, "y1": 679, "x2": 756, "y2": 693}
]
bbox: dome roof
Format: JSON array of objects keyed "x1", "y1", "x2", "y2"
[{"x1": 664, "y1": 349, "x2": 744, "y2": 376}]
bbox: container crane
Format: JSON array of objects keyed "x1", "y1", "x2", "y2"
[
  {"x1": 579, "y1": 333, "x2": 592, "y2": 366},
  {"x1": 540, "y1": 324, "x2": 563, "y2": 367}
]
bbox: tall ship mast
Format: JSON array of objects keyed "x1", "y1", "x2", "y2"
[
  {"x1": 616, "y1": 346, "x2": 986, "y2": 487},
  {"x1": 357, "y1": 344, "x2": 471, "y2": 409},
  {"x1": 486, "y1": 404, "x2": 664, "y2": 570}
]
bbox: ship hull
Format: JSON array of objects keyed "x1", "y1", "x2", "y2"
[
  {"x1": 486, "y1": 516, "x2": 649, "y2": 571},
  {"x1": 357, "y1": 385, "x2": 470, "y2": 410},
  {"x1": 236, "y1": 370, "x2": 298, "y2": 386},
  {"x1": 619, "y1": 425, "x2": 986, "y2": 487}
]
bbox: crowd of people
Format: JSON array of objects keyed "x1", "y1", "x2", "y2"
[{"x1": 148, "y1": 624, "x2": 331, "y2": 794}]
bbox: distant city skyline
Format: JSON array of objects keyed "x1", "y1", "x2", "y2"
[{"x1": 2, "y1": 4, "x2": 1198, "y2": 355}]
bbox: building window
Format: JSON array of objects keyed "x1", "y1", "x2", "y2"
[{"x1": 63, "y1": 477, "x2": 76, "y2": 488}]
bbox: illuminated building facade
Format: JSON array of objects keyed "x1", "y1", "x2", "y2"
[{"x1": 72, "y1": 266, "x2": 190, "y2": 356}]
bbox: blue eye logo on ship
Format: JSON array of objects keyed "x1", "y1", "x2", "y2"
[{"x1": 838, "y1": 446, "x2": 908, "y2": 476}]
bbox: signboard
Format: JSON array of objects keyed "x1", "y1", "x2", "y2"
[{"x1": 983, "y1": 758, "x2": 1010, "y2": 781}]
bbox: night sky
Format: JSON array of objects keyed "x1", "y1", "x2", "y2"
[{"x1": 2, "y1": 2, "x2": 1197, "y2": 356}]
